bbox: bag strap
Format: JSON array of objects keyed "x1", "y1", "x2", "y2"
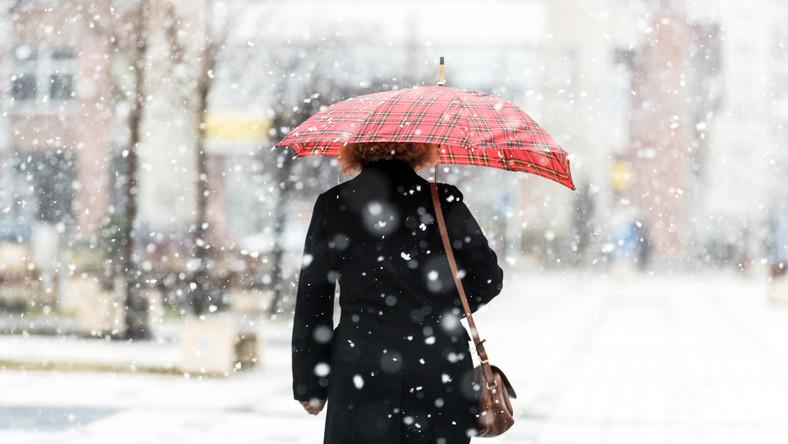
[{"x1": 430, "y1": 182, "x2": 497, "y2": 386}]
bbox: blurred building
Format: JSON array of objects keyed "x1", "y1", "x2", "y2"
[
  {"x1": 0, "y1": 0, "x2": 237, "y2": 249},
  {"x1": 689, "y1": 0, "x2": 775, "y2": 267},
  {"x1": 539, "y1": 0, "x2": 781, "y2": 268},
  {"x1": 536, "y1": 0, "x2": 647, "y2": 263},
  {"x1": 0, "y1": 1, "x2": 118, "y2": 241},
  {"x1": 623, "y1": 4, "x2": 713, "y2": 264},
  {"x1": 768, "y1": 0, "x2": 788, "y2": 265}
]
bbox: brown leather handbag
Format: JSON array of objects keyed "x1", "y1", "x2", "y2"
[{"x1": 430, "y1": 182, "x2": 518, "y2": 437}]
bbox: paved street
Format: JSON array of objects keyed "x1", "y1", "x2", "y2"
[{"x1": 1, "y1": 271, "x2": 788, "y2": 443}]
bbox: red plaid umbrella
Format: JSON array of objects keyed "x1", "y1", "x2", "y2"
[{"x1": 276, "y1": 78, "x2": 574, "y2": 190}]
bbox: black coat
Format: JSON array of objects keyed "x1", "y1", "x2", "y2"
[{"x1": 291, "y1": 158, "x2": 504, "y2": 444}]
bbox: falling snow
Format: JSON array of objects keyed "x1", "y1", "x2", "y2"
[{"x1": 0, "y1": 1, "x2": 786, "y2": 444}]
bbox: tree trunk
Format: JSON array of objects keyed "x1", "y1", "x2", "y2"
[
  {"x1": 191, "y1": 46, "x2": 216, "y2": 316},
  {"x1": 267, "y1": 142, "x2": 294, "y2": 317},
  {"x1": 122, "y1": 0, "x2": 150, "y2": 340},
  {"x1": 188, "y1": 0, "x2": 224, "y2": 316}
]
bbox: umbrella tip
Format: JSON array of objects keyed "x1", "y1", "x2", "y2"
[{"x1": 437, "y1": 56, "x2": 446, "y2": 86}]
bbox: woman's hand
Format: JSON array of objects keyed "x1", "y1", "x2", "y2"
[{"x1": 299, "y1": 398, "x2": 327, "y2": 415}]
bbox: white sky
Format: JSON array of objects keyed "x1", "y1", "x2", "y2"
[{"x1": 235, "y1": 0, "x2": 546, "y2": 45}]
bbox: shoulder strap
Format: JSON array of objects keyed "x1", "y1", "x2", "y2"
[{"x1": 430, "y1": 182, "x2": 496, "y2": 383}]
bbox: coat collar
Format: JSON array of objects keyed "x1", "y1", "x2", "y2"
[{"x1": 359, "y1": 158, "x2": 420, "y2": 179}]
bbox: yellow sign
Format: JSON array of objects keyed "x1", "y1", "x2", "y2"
[
  {"x1": 205, "y1": 112, "x2": 270, "y2": 142},
  {"x1": 611, "y1": 160, "x2": 633, "y2": 191}
]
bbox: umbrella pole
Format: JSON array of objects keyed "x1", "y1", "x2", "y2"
[
  {"x1": 437, "y1": 56, "x2": 446, "y2": 86},
  {"x1": 433, "y1": 56, "x2": 445, "y2": 184}
]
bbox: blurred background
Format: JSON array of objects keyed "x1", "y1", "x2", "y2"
[{"x1": 0, "y1": 0, "x2": 787, "y2": 443}]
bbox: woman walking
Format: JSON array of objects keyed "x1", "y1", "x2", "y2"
[{"x1": 291, "y1": 141, "x2": 504, "y2": 444}]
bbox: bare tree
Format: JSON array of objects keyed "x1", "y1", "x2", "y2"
[
  {"x1": 162, "y1": 0, "x2": 232, "y2": 315},
  {"x1": 121, "y1": 0, "x2": 152, "y2": 339},
  {"x1": 265, "y1": 46, "x2": 346, "y2": 317},
  {"x1": 87, "y1": 0, "x2": 153, "y2": 339},
  {"x1": 265, "y1": 44, "x2": 401, "y2": 317},
  {"x1": 190, "y1": 0, "x2": 229, "y2": 315}
]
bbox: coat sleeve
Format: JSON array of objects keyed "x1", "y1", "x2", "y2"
[
  {"x1": 292, "y1": 193, "x2": 337, "y2": 401},
  {"x1": 439, "y1": 184, "x2": 504, "y2": 314}
]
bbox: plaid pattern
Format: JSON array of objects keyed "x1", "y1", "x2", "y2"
[{"x1": 276, "y1": 85, "x2": 575, "y2": 190}]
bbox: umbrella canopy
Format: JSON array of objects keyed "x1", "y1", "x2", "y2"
[{"x1": 276, "y1": 84, "x2": 574, "y2": 190}]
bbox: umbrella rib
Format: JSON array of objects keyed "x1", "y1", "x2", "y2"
[
  {"x1": 353, "y1": 89, "x2": 407, "y2": 143},
  {"x1": 443, "y1": 86, "x2": 475, "y2": 153}
]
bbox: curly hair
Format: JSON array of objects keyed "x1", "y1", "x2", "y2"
[{"x1": 338, "y1": 141, "x2": 440, "y2": 175}]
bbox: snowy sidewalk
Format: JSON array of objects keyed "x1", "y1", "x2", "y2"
[
  {"x1": 1, "y1": 271, "x2": 788, "y2": 444},
  {"x1": 0, "y1": 334, "x2": 181, "y2": 373},
  {"x1": 0, "y1": 318, "x2": 285, "y2": 374}
]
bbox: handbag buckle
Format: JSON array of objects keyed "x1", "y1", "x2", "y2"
[{"x1": 486, "y1": 380, "x2": 498, "y2": 390}]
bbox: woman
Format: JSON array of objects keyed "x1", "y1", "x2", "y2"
[{"x1": 291, "y1": 141, "x2": 504, "y2": 444}]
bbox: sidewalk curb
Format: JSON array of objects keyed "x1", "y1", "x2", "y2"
[
  {"x1": 0, "y1": 358, "x2": 183, "y2": 376},
  {"x1": 0, "y1": 358, "x2": 253, "y2": 378}
]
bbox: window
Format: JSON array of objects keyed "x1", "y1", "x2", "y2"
[
  {"x1": 15, "y1": 150, "x2": 77, "y2": 225},
  {"x1": 49, "y1": 73, "x2": 75, "y2": 100},
  {"x1": 0, "y1": 150, "x2": 77, "y2": 240},
  {"x1": 49, "y1": 47, "x2": 77, "y2": 101},
  {"x1": 7, "y1": 44, "x2": 78, "y2": 107},
  {"x1": 10, "y1": 45, "x2": 37, "y2": 102},
  {"x1": 610, "y1": 49, "x2": 635, "y2": 155},
  {"x1": 10, "y1": 74, "x2": 37, "y2": 101}
]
